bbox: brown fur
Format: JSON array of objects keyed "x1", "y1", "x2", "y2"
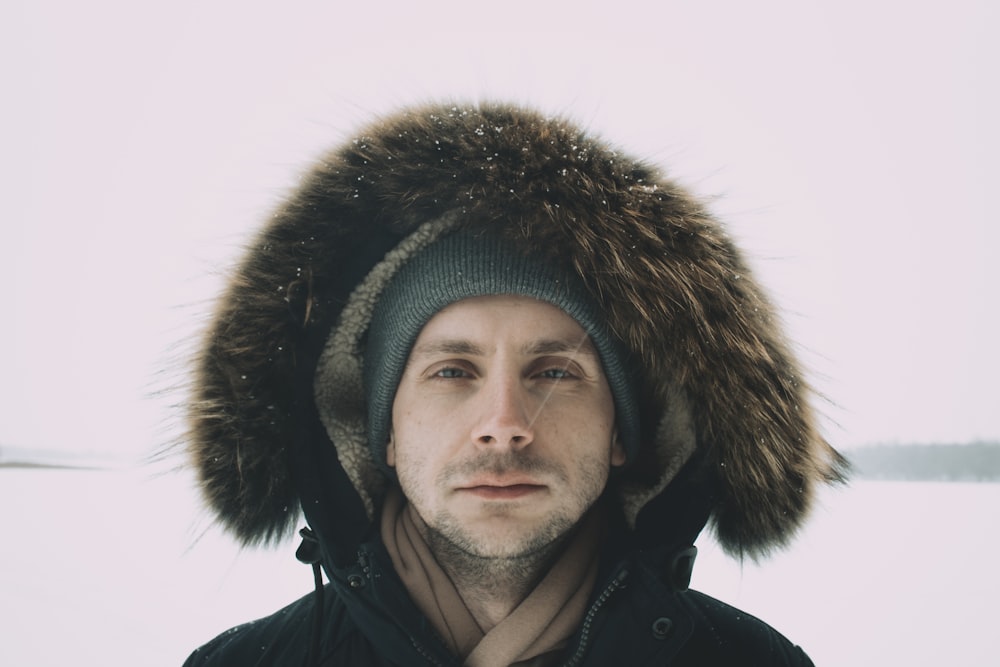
[{"x1": 188, "y1": 102, "x2": 847, "y2": 557}]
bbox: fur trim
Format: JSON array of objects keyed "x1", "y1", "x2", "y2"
[{"x1": 188, "y1": 102, "x2": 847, "y2": 557}]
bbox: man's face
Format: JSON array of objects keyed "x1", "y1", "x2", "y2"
[{"x1": 387, "y1": 295, "x2": 624, "y2": 559}]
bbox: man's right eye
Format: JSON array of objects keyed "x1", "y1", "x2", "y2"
[{"x1": 434, "y1": 367, "x2": 469, "y2": 379}]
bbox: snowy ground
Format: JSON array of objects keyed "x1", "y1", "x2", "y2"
[{"x1": 1, "y1": 467, "x2": 997, "y2": 666}]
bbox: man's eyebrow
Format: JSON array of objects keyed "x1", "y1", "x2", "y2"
[
  {"x1": 409, "y1": 339, "x2": 484, "y2": 358},
  {"x1": 409, "y1": 337, "x2": 598, "y2": 358},
  {"x1": 525, "y1": 336, "x2": 598, "y2": 357}
]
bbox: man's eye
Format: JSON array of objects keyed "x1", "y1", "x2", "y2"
[
  {"x1": 434, "y1": 367, "x2": 468, "y2": 379},
  {"x1": 538, "y1": 368, "x2": 572, "y2": 380}
]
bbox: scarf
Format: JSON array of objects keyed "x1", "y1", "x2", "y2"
[{"x1": 380, "y1": 487, "x2": 603, "y2": 667}]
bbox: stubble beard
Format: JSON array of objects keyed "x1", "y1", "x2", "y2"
[
  {"x1": 423, "y1": 509, "x2": 576, "y2": 597},
  {"x1": 414, "y1": 450, "x2": 608, "y2": 593}
]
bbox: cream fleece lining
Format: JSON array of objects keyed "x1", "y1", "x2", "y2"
[{"x1": 313, "y1": 214, "x2": 461, "y2": 517}]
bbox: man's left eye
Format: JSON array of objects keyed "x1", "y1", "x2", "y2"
[{"x1": 538, "y1": 368, "x2": 572, "y2": 380}]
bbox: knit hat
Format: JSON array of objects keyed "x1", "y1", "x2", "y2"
[{"x1": 363, "y1": 230, "x2": 640, "y2": 470}]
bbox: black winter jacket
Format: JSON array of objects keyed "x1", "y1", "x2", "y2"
[{"x1": 185, "y1": 537, "x2": 813, "y2": 666}]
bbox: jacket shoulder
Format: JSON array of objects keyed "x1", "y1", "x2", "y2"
[
  {"x1": 675, "y1": 590, "x2": 814, "y2": 666},
  {"x1": 182, "y1": 586, "x2": 383, "y2": 667},
  {"x1": 183, "y1": 589, "x2": 317, "y2": 667}
]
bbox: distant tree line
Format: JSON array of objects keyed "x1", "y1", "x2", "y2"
[{"x1": 848, "y1": 442, "x2": 1000, "y2": 481}]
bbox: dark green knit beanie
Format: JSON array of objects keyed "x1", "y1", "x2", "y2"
[{"x1": 364, "y1": 231, "x2": 640, "y2": 470}]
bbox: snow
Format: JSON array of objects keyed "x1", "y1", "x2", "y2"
[{"x1": 1, "y1": 468, "x2": 996, "y2": 665}]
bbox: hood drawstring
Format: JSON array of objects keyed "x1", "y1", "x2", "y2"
[
  {"x1": 296, "y1": 527, "x2": 325, "y2": 667},
  {"x1": 665, "y1": 546, "x2": 698, "y2": 592}
]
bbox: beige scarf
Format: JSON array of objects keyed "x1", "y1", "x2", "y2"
[{"x1": 380, "y1": 487, "x2": 603, "y2": 667}]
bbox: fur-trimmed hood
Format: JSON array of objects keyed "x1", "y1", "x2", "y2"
[{"x1": 188, "y1": 102, "x2": 846, "y2": 565}]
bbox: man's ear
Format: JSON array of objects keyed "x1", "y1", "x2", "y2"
[
  {"x1": 610, "y1": 429, "x2": 626, "y2": 467},
  {"x1": 386, "y1": 432, "x2": 396, "y2": 468}
]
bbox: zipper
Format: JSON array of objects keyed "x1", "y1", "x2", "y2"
[
  {"x1": 559, "y1": 566, "x2": 630, "y2": 667},
  {"x1": 407, "y1": 635, "x2": 449, "y2": 667},
  {"x1": 357, "y1": 548, "x2": 372, "y2": 579}
]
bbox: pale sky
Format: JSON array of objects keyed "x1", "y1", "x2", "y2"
[{"x1": 2, "y1": 0, "x2": 997, "y2": 460}]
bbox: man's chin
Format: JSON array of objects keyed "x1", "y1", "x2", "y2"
[{"x1": 436, "y1": 518, "x2": 574, "y2": 560}]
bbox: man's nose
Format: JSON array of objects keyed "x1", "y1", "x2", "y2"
[{"x1": 471, "y1": 375, "x2": 536, "y2": 450}]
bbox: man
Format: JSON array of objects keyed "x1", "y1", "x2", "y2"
[{"x1": 184, "y1": 103, "x2": 847, "y2": 666}]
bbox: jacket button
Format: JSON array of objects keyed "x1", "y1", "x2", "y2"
[
  {"x1": 347, "y1": 574, "x2": 366, "y2": 589},
  {"x1": 651, "y1": 617, "x2": 673, "y2": 640}
]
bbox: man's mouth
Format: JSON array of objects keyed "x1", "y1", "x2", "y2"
[{"x1": 459, "y1": 482, "x2": 546, "y2": 500}]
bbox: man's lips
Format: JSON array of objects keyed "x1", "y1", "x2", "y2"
[{"x1": 457, "y1": 482, "x2": 546, "y2": 500}]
